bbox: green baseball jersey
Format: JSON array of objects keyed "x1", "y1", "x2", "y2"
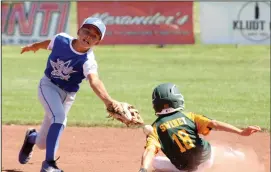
[{"x1": 145, "y1": 111, "x2": 212, "y2": 171}]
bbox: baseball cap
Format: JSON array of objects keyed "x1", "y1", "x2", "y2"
[{"x1": 80, "y1": 17, "x2": 106, "y2": 40}]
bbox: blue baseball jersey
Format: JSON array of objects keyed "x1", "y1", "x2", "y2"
[{"x1": 44, "y1": 33, "x2": 98, "y2": 92}]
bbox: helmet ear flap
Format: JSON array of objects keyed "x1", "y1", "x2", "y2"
[{"x1": 152, "y1": 98, "x2": 163, "y2": 113}]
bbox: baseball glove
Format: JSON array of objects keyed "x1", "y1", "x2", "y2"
[{"x1": 106, "y1": 102, "x2": 144, "y2": 127}]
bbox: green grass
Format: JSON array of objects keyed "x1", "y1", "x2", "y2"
[{"x1": 2, "y1": 2, "x2": 270, "y2": 130}]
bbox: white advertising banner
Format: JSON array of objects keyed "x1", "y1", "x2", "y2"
[
  {"x1": 200, "y1": 2, "x2": 270, "y2": 45},
  {"x1": 2, "y1": 2, "x2": 70, "y2": 45}
]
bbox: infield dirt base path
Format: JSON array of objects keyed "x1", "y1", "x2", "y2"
[{"x1": 2, "y1": 125, "x2": 270, "y2": 172}]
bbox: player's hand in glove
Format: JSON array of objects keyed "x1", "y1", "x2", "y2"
[{"x1": 106, "y1": 101, "x2": 144, "y2": 127}]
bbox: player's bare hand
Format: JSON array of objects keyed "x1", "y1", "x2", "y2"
[
  {"x1": 21, "y1": 44, "x2": 38, "y2": 54},
  {"x1": 240, "y1": 126, "x2": 261, "y2": 136},
  {"x1": 106, "y1": 100, "x2": 122, "y2": 111}
]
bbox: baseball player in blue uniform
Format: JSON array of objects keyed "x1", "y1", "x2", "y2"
[{"x1": 18, "y1": 17, "x2": 124, "y2": 172}]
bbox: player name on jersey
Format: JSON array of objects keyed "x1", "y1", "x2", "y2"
[{"x1": 159, "y1": 117, "x2": 187, "y2": 132}]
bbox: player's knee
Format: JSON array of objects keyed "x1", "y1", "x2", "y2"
[{"x1": 51, "y1": 113, "x2": 67, "y2": 126}]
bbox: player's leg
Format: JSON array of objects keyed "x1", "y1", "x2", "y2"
[
  {"x1": 35, "y1": 114, "x2": 51, "y2": 150},
  {"x1": 18, "y1": 112, "x2": 52, "y2": 164},
  {"x1": 63, "y1": 91, "x2": 76, "y2": 116},
  {"x1": 41, "y1": 90, "x2": 75, "y2": 164},
  {"x1": 37, "y1": 77, "x2": 74, "y2": 172},
  {"x1": 152, "y1": 146, "x2": 216, "y2": 172},
  {"x1": 18, "y1": 78, "x2": 52, "y2": 164},
  {"x1": 18, "y1": 75, "x2": 76, "y2": 168}
]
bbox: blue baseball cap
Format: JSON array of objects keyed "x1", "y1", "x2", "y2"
[{"x1": 80, "y1": 17, "x2": 106, "y2": 40}]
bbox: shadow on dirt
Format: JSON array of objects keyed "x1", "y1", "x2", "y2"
[{"x1": 2, "y1": 169, "x2": 24, "y2": 172}]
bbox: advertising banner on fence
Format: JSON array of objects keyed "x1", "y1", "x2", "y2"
[
  {"x1": 200, "y1": 2, "x2": 270, "y2": 45},
  {"x1": 2, "y1": 2, "x2": 70, "y2": 45},
  {"x1": 77, "y1": 2, "x2": 194, "y2": 45}
]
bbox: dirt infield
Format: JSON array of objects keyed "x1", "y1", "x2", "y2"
[{"x1": 2, "y1": 125, "x2": 270, "y2": 172}]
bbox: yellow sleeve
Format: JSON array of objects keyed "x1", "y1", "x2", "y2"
[
  {"x1": 184, "y1": 112, "x2": 212, "y2": 136},
  {"x1": 144, "y1": 124, "x2": 161, "y2": 154}
]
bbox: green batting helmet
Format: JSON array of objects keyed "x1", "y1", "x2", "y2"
[{"x1": 152, "y1": 83, "x2": 185, "y2": 115}]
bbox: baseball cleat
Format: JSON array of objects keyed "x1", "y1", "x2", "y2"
[
  {"x1": 18, "y1": 128, "x2": 36, "y2": 164},
  {"x1": 40, "y1": 159, "x2": 63, "y2": 172}
]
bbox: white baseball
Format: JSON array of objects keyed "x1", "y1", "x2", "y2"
[{"x1": 143, "y1": 125, "x2": 154, "y2": 136}]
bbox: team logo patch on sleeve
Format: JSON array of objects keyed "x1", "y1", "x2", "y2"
[{"x1": 50, "y1": 59, "x2": 77, "y2": 81}]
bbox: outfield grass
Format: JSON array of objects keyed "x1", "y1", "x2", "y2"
[{"x1": 2, "y1": 2, "x2": 270, "y2": 130}]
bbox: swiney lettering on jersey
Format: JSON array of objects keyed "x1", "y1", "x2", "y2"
[{"x1": 159, "y1": 117, "x2": 187, "y2": 132}]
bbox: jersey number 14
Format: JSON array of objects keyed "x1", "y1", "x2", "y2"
[{"x1": 172, "y1": 130, "x2": 195, "y2": 153}]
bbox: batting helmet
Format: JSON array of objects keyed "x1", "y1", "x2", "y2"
[{"x1": 152, "y1": 83, "x2": 185, "y2": 115}]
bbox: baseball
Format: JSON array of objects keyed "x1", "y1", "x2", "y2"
[{"x1": 143, "y1": 125, "x2": 154, "y2": 136}]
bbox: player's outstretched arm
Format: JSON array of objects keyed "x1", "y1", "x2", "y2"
[
  {"x1": 20, "y1": 40, "x2": 51, "y2": 54},
  {"x1": 208, "y1": 120, "x2": 261, "y2": 136},
  {"x1": 139, "y1": 148, "x2": 156, "y2": 172},
  {"x1": 87, "y1": 73, "x2": 119, "y2": 108}
]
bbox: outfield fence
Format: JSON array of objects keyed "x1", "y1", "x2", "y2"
[{"x1": 2, "y1": 1, "x2": 270, "y2": 45}]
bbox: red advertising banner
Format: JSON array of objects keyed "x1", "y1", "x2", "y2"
[
  {"x1": 77, "y1": 2, "x2": 194, "y2": 44},
  {"x1": 2, "y1": 2, "x2": 70, "y2": 45}
]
